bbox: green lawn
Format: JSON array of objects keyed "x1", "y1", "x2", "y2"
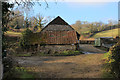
[
  {"x1": 91, "y1": 28, "x2": 119, "y2": 38},
  {"x1": 5, "y1": 31, "x2": 22, "y2": 37}
]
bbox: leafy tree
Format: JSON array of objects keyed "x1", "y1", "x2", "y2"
[
  {"x1": 8, "y1": 10, "x2": 24, "y2": 29},
  {"x1": 2, "y1": 2, "x2": 14, "y2": 58},
  {"x1": 19, "y1": 28, "x2": 33, "y2": 51},
  {"x1": 1, "y1": 1, "x2": 50, "y2": 79},
  {"x1": 72, "y1": 20, "x2": 81, "y2": 30},
  {"x1": 30, "y1": 14, "x2": 48, "y2": 32},
  {"x1": 24, "y1": 17, "x2": 29, "y2": 28}
]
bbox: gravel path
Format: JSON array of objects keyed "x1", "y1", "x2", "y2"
[{"x1": 79, "y1": 44, "x2": 106, "y2": 54}]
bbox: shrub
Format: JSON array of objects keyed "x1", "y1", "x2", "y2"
[
  {"x1": 55, "y1": 50, "x2": 83, "y2": 56},
  {"x1": 2, "y1": 57, "x2": 18, "y2": 80},
  {"x1": 19, "y1": 28, "x2": 33, "y2": 50},
  {"x1": 104, "y1": 41, "x2": 120, "y2": 78}
]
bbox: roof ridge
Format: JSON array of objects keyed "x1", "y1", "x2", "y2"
[
  {"x1": 41, "y1": 16, "x2": 75, "y2": 31},
  {"x1": 47, "y1": 16, "x2": 69, "y2": 25}
]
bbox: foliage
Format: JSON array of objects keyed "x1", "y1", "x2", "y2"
[
  {"x1": 1, "y1": 1, "x2": 49, "y2": 79},
  {"x1": 71, "y1": 20, "x2": 118, "y2": 38},
  {"x1": 3, "y1": 63, "x2": 35, "y2": 79},
  {"x1": 2, "y1": 2, "x2": 15, "y2": 59},
  {"x1": 29, "y1": 14, "x2": 48, "y2": 32},
  {"x1": 33, "y1": 50, "x2": 83, "y2": 56},
  {"x1": 15, "y1": 67, "x2": 35, "y2": 78},
  {"x1": 24, "y1": 17, "x2": 29, "y2": 28},
  {"x1": 8, "y1": 10, "x2": 24, "y2": 29},
  {"x1": 13, "y1": 53, "x2": 32, "y2": 57},
  {"x1": 19, "y1": 28, "x2": 33, "y2": 50},
  {"x1": 53, "y1": 50, "x2": 83, "y2": 56},
  {"x1": 2, "y1": 57, "x2": 18, "y2": 80},
  {"x1": 104, "y1": 41, "x2": 120, "y2": 78}
]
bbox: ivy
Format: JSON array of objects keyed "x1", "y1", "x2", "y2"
[{"x1": 105, "y1": 41, "x2": 120, "y2": 78}]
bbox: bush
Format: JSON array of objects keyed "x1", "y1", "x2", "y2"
[
  {"x1": 104, "y1": 41, "x2": 120, "y2": 78},
  {"x1": 2, "y1": 57, "x2": 18, "y2": 80},
  {"x1": 19, "y1": 28, "x2": 33, "y2": 50},
  {"x1": 55, "y1": 50, "x2": 83, "y2": 56}
]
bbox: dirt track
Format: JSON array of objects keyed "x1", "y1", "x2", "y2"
[
  {"x1": 13, "y1": 44, "x2": 106, "y2": 78},
  {"x1": 79, "y1": 44, "x2": 106, "y2": 54},
  {"x1": 14, "y1": 54, "x2": 105, "y2": 78}
]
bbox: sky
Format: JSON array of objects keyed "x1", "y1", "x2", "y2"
[{"x1": 22, "y1": 1, "x2": 118, "y2": 25}]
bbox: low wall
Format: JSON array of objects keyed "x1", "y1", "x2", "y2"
[{"x1": 39, "y1": 45, "x2": 76, "y2": 54}]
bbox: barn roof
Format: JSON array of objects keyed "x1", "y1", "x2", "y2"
[
  {"x1": 41, "y1": 16, "x2": 74, "y2": 31},
  {"x1": 47, "y1": 16, "x2": 69, "y2": 25},
  {"x1": 39, "y1": 16, "x2": 80, "y2": 44}
]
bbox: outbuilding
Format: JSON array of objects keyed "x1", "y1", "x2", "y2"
[{"x1": 39, "y1": 16, "x2": 80, "y2": 52}]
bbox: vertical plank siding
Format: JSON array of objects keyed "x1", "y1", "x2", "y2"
[{"x1": 41, "y1": 31, "x2": 77, "y2": 44}]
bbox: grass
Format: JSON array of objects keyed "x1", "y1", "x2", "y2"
[
  {"x1": 101, "y1": 52, "x2": 114, "y2": 78},
  {"x1": 15, "y1": 67, "x2": 35, "y2": 79},
  {"x1": 3, "y1": 65, "x2": 35, "y2": 79},
  {"x1": 55, "y1": 50, "x2": 84, "y2": 56},
  {"x1": 91, "y1": 28, "x2": 119, "y2": 38},
  {"x1": 101, "y1": 70, "x2": 113, "y2": 78},
  {"x1": 10, "y1": 50, "x2": 83, "y2": 57},
  {"x1": 35, "y1": 50, "x2": 84, "y2": 56},
  {"x1": 5, "y1": 31, "x2": 22, "y2": 37}
]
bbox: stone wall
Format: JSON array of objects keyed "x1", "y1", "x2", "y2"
[{"x1": 39, "y1": 44, "x2": 77, "y2": 54}]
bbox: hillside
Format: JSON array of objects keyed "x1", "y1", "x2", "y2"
[{"x1": 91, "y1": 28, "x2": 119, "y2": 38}]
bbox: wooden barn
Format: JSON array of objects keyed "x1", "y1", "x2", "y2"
[{"x1": 39, "y1": 16, "x2": 80, "y2": 52}]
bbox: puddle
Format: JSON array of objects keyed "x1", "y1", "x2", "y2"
[{"x1": 82, "y1": 51, "x2": 98, "y2": 54}]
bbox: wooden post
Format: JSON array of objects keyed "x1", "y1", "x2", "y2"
[{"x1": 38, "y1": 44, "x2": 40, "y2": 51}]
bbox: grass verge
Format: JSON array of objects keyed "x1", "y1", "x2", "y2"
[
  {"x1": 35, "y1": 50, "x2": 84, "y2": 56},
  {"x1": 101, "y1": 52, "x2": 114, "y2": 78},
  {"x1": 5, "y1": 31, "x2": 22, "y2": 37},
  {"x1": 15, "y1": 67, "x2": 35, "y2": 78}
]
